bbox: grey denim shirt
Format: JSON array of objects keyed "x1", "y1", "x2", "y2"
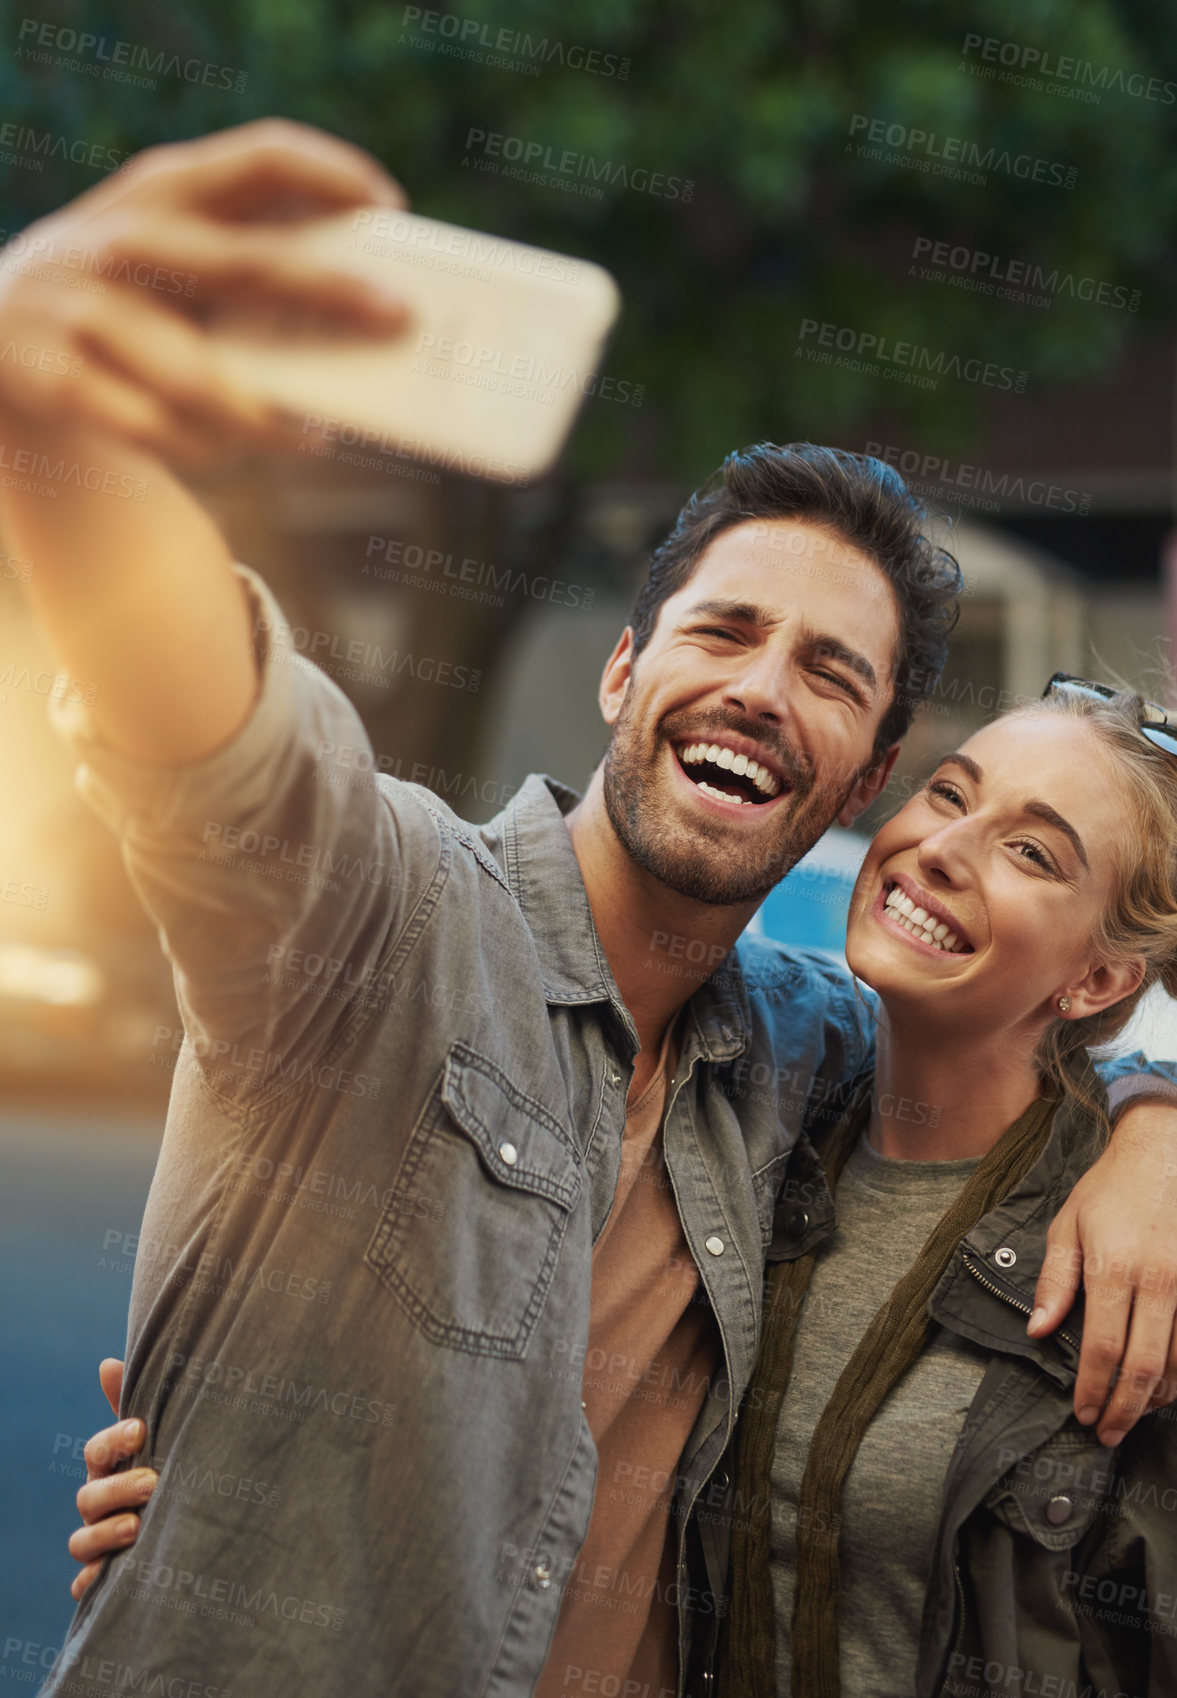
[{"x1": 41, "y1": 570, "x2": 873, "y2": 1698}]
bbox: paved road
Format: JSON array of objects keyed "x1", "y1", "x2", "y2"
[{"x1": 0, "y1": 1110, "x2": 162, "y2": 1695}]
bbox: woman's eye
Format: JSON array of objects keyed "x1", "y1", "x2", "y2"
[
  {"x1": 927, "y1": 780, "x2": 964, "y2": 807},
  {"x1": 1012, "y1": 840, "x2": 1055, "y2": 873}
]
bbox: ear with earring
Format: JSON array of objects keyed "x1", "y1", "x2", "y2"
[{"x1": 1056, "y1": 995, "x2": 1072, "y2": 1014}]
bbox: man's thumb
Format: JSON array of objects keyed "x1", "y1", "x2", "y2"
[{"x1": 98, "y1": 1357, "x2": 126, "y2": 1419}]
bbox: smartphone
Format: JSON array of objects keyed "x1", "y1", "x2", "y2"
[{"x1": 206, "y1": 208, "x2": 622, "y2": 485}]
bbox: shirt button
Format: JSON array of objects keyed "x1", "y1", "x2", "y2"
[
  {"x1": 609, "y1": 1071, "x2": 622, "y2": 1087},
  {"x1": 499, "y1": 1141, "x2": 519, "y2": 1166},
  {"x1": 1045, "y1": 1494, "x2": 1074, "y2": 1526},
  {"x1": 534, "y1": 1555, "x2": 553, "y2": 1590},
  {"x1": 705, "y1": 1235, "x2": 725, "y2": 1256},
  {"x1": 782, "y1": 1205, "x2": 810, "y2": 1239},
  {"x1": 994, "y1": 1246, "x2": 1017, "y2": 1269}
]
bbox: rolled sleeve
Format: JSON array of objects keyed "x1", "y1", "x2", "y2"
[{"x1": 1095, "y1": 1051, "x2": 1177, "y2": 1119}]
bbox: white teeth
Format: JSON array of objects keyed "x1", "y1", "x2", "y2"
[
  {"x1": 677, "y1": 740, "x2": 783, "y2": 799},
  {"x1": 697, "y1": 779, "x2": 744, "y2": 804},
  {"x1": 883, "y1": 885, "x2": 968, "y2": 954}
]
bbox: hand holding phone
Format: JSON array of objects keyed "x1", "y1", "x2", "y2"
[{"x1": 205, "y1": 207, "x2": 622, "y2": 483}]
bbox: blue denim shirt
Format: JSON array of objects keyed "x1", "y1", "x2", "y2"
[{"x1": 41, "y1": 570, "x2": 1164, "y2": 1698}]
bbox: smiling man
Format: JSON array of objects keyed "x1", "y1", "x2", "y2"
[{"x1": 3, "y1": 121, "x2": 1176, "y2": 1698}]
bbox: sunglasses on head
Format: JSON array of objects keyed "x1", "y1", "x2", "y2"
[{"x1": 1042, "y1": 672, "x2": 1177, "y2": 760}]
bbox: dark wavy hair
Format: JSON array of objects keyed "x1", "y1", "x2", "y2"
[{"x1": 628, "y1": 442, "x2": 963, "y2": 757}]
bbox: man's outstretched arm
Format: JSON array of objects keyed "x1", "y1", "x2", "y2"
[
  {"x1": 4, "y1": 119, "x2": 429, "y2": 1089},
  {"x1": 0, "y1": 118, "x2": 404, "y2": 764}
]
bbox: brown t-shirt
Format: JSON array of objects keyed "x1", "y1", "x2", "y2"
[{"x1": 535, "y1": 1024, "x2": 721, "y2": 1698}]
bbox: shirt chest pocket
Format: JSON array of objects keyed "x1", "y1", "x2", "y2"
[
  {"x1": 366, "y1": 1043, "x2": 582, "y2": 1360},
  {"x1": 981, "y1": 1426, "x2": 1116, "y2": 1552}
]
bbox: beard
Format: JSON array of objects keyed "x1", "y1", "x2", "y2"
[{"x1": 601, "y1": 694, "x2": 863, "y2": 907}]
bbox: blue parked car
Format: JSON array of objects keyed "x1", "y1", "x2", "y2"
[{"x1": 749, "y1": 828, "x2": 868, "y2": 959}]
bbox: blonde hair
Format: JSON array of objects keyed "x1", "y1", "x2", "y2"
[{"x1": 1011, "y1": 684, "x2": 1177, "y2": 1134}]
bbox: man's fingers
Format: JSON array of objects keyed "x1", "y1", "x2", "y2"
[
  {"x1": 0, "y1": 118, "x2": 412, "y2": 450},
  {"x1": 140, "y1": 118, "x2": 407, "y2": 220},
  {"x1": 71, "y1": 1560, "x2": 104, "y2": 1602},
  {"x1": 68, "y1": 1513, "x2": 141, "y2": 1567},
  {"x1": 74, "y1": 288, "x2": 274, "y2": 435},
  {"x1": 0, "y1": 344, "x2": 174, "y2": 446},
  {"x1": 77, "y1": 1467, "x2": 157, "y2": 1525},
  {"x1": 1073, "y1": 1275, "x2": 1133, "y2": 1429},
  {"x1": 83, "y1": 1418, "x2": 144, "y2": 1481},
  {"x1": 25, "y1": 343, "x2": 249, "y2": 466},
  {"x1": 98, "y1": 1359, "x2": 126, "y2": 1422},
  {"x1": 1096, "y1": 1289, "x2": 1173, "y2": 1442},
  {"x1": 1146, "y1": 1329, "x2": 1177, "y2": 1413},
  {"x1": 1028, "y1": 1224, "x2": 1082, "y2": 1335},
  {"x1": 96, "y1": 216, "x2": 410, "y2": 329}
]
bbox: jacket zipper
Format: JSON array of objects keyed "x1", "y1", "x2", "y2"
[
  {"x1": 938, "y1": 1554, "x2": 966, "y2": 1695},
  {"x1": 959, "y1": 1246, "x2": 1081, "y2": 1354}
]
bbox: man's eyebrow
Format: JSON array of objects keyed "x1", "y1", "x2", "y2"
[
  {"x1": 681, "y1": 601, "x2": 880, "y2": 696},
  {"x1": 803, "y1": 629, "x2": 879, "y2": 695},
  {"x1": 935, "y1": 753, "x2": 1089, "y2": 871},
  {"x1": 683, "y1": 597, "x2": 775, "y2": 628}
]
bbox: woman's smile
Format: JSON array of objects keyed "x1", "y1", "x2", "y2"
[{"x1": 872, "y1": 874, "x2": 975, "y2": 957}]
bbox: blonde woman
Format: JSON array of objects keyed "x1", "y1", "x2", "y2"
[{"x1": 706, "y1": 677, "x2": 1177, "y2": 1697}]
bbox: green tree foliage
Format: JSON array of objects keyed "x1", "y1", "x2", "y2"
[{"x1": 4, "y1": 0, "x2": 1175, "y2": 478}]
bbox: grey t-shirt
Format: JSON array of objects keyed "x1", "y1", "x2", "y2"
[{"x1": 770, "y1": 1133, "x2": 992, "y2": 1698}]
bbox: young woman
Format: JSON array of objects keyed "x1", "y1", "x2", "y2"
[{"x1": 705, "y1": 676, "x2": 1177, "y2": 1697}]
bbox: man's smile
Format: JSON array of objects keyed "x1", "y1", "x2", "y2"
[{"x1": 672, "y1": 734, "x2": 791, "y2": 808}]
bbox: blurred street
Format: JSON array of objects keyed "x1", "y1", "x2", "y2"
[{"x1": 0, "y1": 1112, "x2": 160, "y2": 1693}]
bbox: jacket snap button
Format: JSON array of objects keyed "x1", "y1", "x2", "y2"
[
  {"x1": 705, "y1": 1235, "x2": 725, "y2": 1256},
  {"x1": 783, "y1": 1205, "x2": 810, "y2": 1238},
  {"x1": 1045, "y1": 1494, "x2": 1074, "y2": 1526},
  {"x1": 534, "y1": 1555, "x2": 552, "y2": 1589},
  {"x1": 713, "y1": 1470, "x2": 730, "y2": 1492},
  {"x1": 499, "y1": 1141, "x2": 519, "y2": 1166},
  {"x1": 994, "y1": 1246, "x2": 1017, "y2": 1268}
]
